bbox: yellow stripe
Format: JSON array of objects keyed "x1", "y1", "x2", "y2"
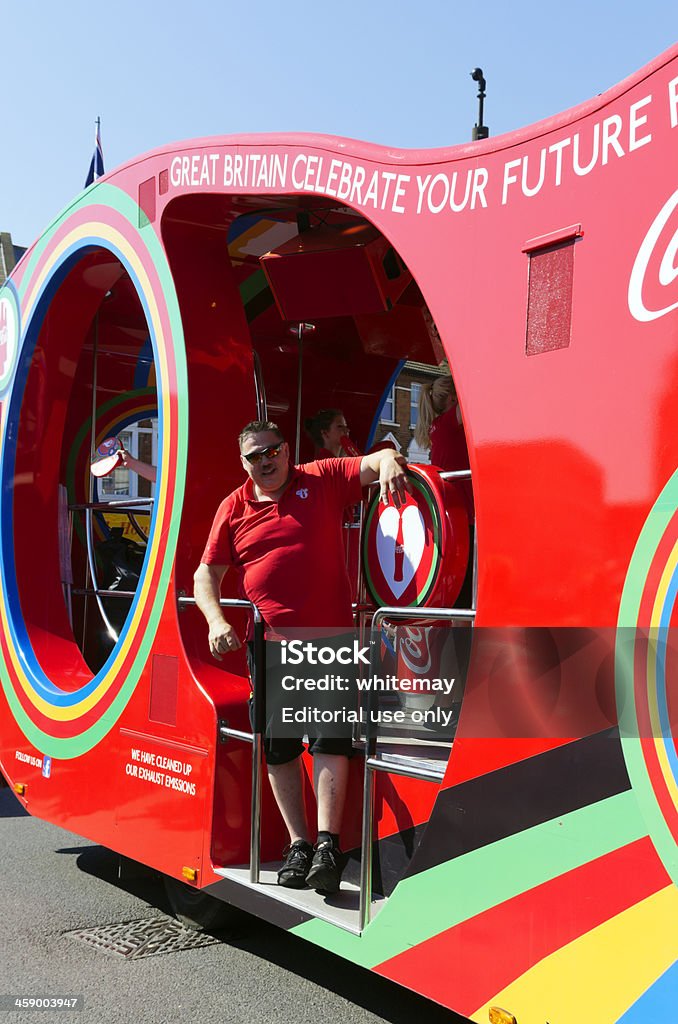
[
  {"x1": 650, "y1": 540, "x2": 678, "y2": 630},
  {"x1": 471, "y1": 884, "x2": 678, "y2": 1024},
  {"x1": 645, "y1": 543, "x2": 678, "y2": 814},
  {"x1": 1, "y1": 218, "x2": 173, "y2": 719}
]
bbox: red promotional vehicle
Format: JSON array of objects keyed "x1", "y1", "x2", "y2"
[{"x1": 1, "y1": 44, "x2": 677, "y2": 1024}]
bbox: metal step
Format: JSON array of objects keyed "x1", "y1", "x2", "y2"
[
  {"x1": 374, "y1": 749, "x2": 447, "y2": 780},
  {"x1": 213, "y1": 863, "x2": 386, "y2": 935}
]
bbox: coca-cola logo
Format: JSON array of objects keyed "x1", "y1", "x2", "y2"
[
  {"x1": 0, "y1": 289, "x2": 20, "y2": 393},
  {"x1": 628, "y1": 189, "x2": 678, "y2": 323},
  {"x1": 362, "y1": 466, "x2": 468, "y2": 610},
  {"x1": 376, "y1": 502, "x2": 426, "y2": 599},
  {"x1": 399, "y1": 626, "x2": 432, "y2": 675}
]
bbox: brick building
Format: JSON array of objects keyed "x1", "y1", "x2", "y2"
[
  {"x1": 372, "y1": 359, "x2": 445, "y2": 462},
  {"x1": 0, "y1": 232, "x2": 26, "y2": 286}
]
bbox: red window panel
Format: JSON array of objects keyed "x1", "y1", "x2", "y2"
[
  {"x1": 149, "y1": 654, "x2": 178, "y2": 726},
  {"x1": 523, "y1": 224, "x2": 583, "y2": 356}
]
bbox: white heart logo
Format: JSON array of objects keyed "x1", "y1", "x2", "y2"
[{"x1": 376, "y1": 504, "x2": 426, "y2": 599}]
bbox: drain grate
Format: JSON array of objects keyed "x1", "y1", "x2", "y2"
[{"x1": 65, "y1": 917, "x2": 223, "y2": 959}]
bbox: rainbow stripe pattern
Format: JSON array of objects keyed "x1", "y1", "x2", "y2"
[{"x1": 0, "y1": 184, "x2": 187, "y2": 758}]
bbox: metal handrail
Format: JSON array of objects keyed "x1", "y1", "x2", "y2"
[
  {"x1": 372, "y1": 606, "x2": 476, "y2": 629},
  {"x1": 359, "y1": 605, "x2": 475, "y2": 932},
  {"x1": 84, "y1": 507, "x2": 118, "y2": 641},
  {"x1": 178, "y1": 597, "x2": 253, "y2": 612},
  {"x1": 178, "y1": 595, "x2": 264, "y2": 883},
  {"x1": 72, "y1": 588, "x2": 138, "y2": 598},
  {"x1": 70, "y1": 499, "x2": 153, "y2": 511},
  {"x1": 218, "y1": 725, "x2": 254, "y2": 744},
  {"x1": 77, "y1": 497, "x2": 154, "y2": 642},
  {"x1": 365, "y1": 756, "x2": 443, "y2": 784},
  {"x1": 253, "y1": 350, "x2": 268, "y2": 421}
]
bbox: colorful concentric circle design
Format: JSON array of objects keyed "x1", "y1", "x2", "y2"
[
  {"x1": 0, "y1": 183, "x2": 187, "y2": 758},
  {"x1": 616, "y1": 468, "x2": 678, "y2": 884}
]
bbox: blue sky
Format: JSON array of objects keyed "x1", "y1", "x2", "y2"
[{"x1": 2, "y1": 1, "x2": 675, "y2": 247}]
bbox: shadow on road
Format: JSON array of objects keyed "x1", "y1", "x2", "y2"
[
  {"x1": 0, "y1": 786, "x2": 30, "y2": 818},
  {"x1": 63, "y1": 844, "x2": 174, "y2": 916},
  {"x1": 69, "y1": 843, "x2": 468, "y2": 1024},
  {"x1": 228, "y1": 919, "x2": 470, "y2": 1024}
]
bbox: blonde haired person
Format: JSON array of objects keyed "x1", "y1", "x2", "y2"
[{"x1": 415, "y1": 375, "x2": 469, "y2": 474}]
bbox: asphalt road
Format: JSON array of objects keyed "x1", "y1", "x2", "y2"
[{"x1": 0, "y1": 787, "x2": 466, "y2": 1024}]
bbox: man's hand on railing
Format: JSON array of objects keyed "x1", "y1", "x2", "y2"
[{"x1": 208, "y1": 619, "x2": 242, "y2": 660}]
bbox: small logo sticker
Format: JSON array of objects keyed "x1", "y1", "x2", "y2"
[{"x1": 42, "y1": 755, "x2": 52, "y2": 779}]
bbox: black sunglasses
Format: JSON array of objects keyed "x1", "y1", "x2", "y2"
[{"x1": 243, "y1": 443, "x2": 285, "y2": 466}]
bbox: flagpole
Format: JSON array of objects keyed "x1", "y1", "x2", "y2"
[
  {"x1": 85, "y1": 116, "x2": 104, "y2": 188},
  {"x1": 96, "y1": 117, "x2": 103, "y2": 181}
]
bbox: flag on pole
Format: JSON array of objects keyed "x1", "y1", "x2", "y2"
[{"x1": 85, "y1": 118, "x2": 104, "y2": 187}]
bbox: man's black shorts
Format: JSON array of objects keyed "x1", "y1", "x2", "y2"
[{"x1": 247, "y1": 639, "x2": 356, "y2": 766}]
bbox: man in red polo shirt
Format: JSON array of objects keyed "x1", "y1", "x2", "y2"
[{"x1": 194, "y1": 420, "x2": 409, "y2": 894}]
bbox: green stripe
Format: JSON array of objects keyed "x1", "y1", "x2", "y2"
[
  {"x1": 615, "y1": 467, "x2": 678, "y2": 886},
  {"x1": 239, "y1": 268, "x2": 271, "y2": 306},
  {"x1": 293, "y1": 789, "x2": 647, "y2": 968}
]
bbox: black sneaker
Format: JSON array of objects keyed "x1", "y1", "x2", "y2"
[
  {"x1": 277, "y1": 840, "x2": 313, "y2": 889},
  {"x1": 306, "y1": 840, "x2": 344, "y2": 894}
]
